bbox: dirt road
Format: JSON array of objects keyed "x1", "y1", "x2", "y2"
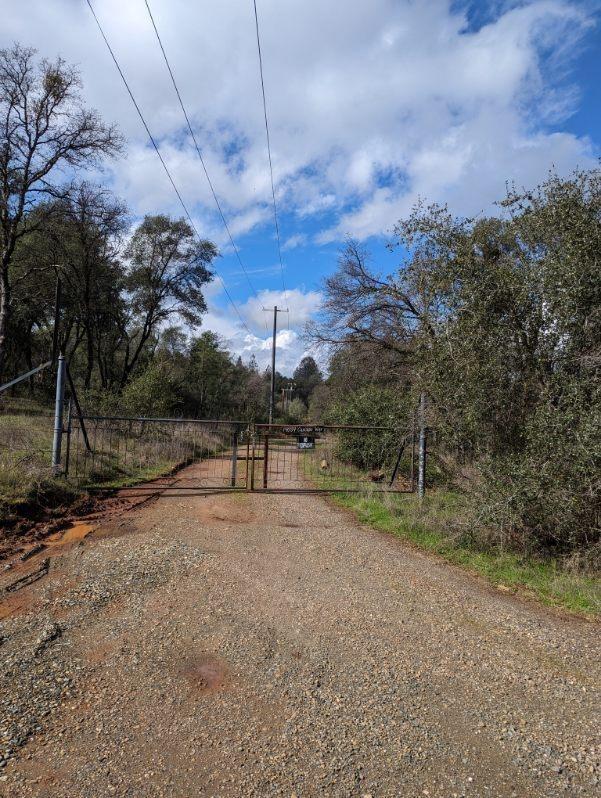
[{"x1": 0, "y1": 464, "x2": 599, "y2": 797}]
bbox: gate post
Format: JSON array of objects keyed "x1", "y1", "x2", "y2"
[
  {"x1": 245, "y1": 429, "x2": 251, "y2": 490},
  {"x1": 230, "y1": 429, "x2": 238, "y2": 487},
  {"x1": 51, "y1": 353, "x2": 66, "y2": 473},
  {"x1": 250, "y1": 434, "x2": 256, "y2": 491},
  {"x1": 262, "y1": 434, "x2": 269, "y2": 489},
  {"x1": 63, "y1": 399, "x2": 73, "y2": 478}
]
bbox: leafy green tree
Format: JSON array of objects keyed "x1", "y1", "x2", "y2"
[
  {"x1": 120, "y1": 215, "x2": 217, "y2": 387},
  {"x1": 327, "y1": 385, "x2": 408, "y2": 471},
  {"x1": 182, "y1": 332, "x2": 234, "y2": 418},
  {"x1": 120, "y1": 360, "x2": 180, "y2": 417},
  {"x1": 292, "y1": 356, "x2": 323, "y2": 406},
  {"x1": 9, "y1": 184, "x2": 129, "y2": 390},
  {"x1": 313, "y1": 169, "x2": 601, "y2": 555}
]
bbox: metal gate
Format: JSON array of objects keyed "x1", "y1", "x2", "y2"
[
  {"x1": 249, "y1": 424, "x2": 413, "y2": 492},
  {"x1": 66, "y1": 415, "x2": 414, "y2": 493}
]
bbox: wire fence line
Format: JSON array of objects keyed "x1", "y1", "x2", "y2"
[{"x1": 0, "y1": 400, "x2": 416, "y2": 496}]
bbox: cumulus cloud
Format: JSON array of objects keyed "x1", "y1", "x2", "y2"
[
  {"x1": 2, "y1": 0, "x2": 598, "y2": 361},
  {"x1": 198, "y1": 286, "x2": 323, "y2": 375},
  {"x1": 240, "y1": 288, "x2": 323, "y2": 331},
  {"x1": 2, "y1": 0, "x2": 596, "y2": 243}
]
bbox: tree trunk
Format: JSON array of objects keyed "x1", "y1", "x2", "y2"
[
  {"x1": 0, "y1": 262, "x2": 10, "y2": 383},
  {"x1": 84, "y1": 325, "x2": 94, "y2": 389}
]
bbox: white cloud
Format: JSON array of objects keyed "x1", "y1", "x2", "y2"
[
  {"x1": 282, "y1": 233, "x2": 307, "y2": 251},
  {"x1": 1, "y1": 0, "x2": 597, "y2": 251},
  {"x1": 240, "y1": 288, "x2": 323, "y2": 331},
  {"x1": 197, "y1": 285, "x2": 323, "y2": 375},
  {"x1": 5, "y1": 0, "x2": 596, "y2": 372}
]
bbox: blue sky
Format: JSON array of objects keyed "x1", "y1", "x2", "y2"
[{"x1": 2, "y1": 0, "x2": 600, "y2": 373}]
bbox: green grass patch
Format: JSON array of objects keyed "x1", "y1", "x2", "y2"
[
  {"x1": 0, "y1": 411, "x2": 56, "y2": 511},
  {"x1": 82, "y1": 460, "x2": 183, "y2": 490},
  {"x1": 332, "y1": 489, "x2": 600, "y2": 618}
]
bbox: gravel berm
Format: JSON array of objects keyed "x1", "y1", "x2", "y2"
[{"x1": 0, "y1": 468, "x2": 599, "y2": 797}]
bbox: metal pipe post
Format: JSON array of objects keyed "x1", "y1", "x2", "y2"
[
  {"x1": 417, "y1": 392, "x2": 427, "y2": 501},
  {"x1": 245, "y1": 432, "x2": 251, "y2": 490},
  {"x1": 250, "y1": 435, "x2": 256, "y2": 491},
  {"x1": 63, "y1": 399, "x2": 73, "y2": 478},
  {"x1": 51, "y1": 353, "x2": 66, "y2": 473},
  {"x1": 263, "y1": 435, "x2": 270, "y2": 489},
  {"x1": 230, "y1": 430, "x2": 238, "y2": 487}
]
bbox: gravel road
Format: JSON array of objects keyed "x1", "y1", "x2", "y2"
[{"x1": 0, "y1": 468, "x2": 599, "y2": 797}]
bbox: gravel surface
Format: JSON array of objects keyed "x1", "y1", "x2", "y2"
[{"x1": 0, "y1": 469, "x2": 599, "y2": 797}]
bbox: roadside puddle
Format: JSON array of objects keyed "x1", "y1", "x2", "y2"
[{"x1": 46, "y1": 521, "x2": 95, "y2": 547}]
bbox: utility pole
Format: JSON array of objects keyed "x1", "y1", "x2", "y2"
[{"x1": 264, "y1": 305, "x2": 288, "y2": 426}]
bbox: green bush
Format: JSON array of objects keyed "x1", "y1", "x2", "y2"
[
  {"x1": 327, "y1": 385, "x2": 409, "y2": 471},
  {"x1": 475, "y1": 379, "x2": 601, "y2": 557},
  {"x1": 120, "y1": 361, "x2": 180, "y2": 417}
]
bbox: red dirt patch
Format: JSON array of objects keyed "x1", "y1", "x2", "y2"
[
  {"x1": 46, "y1": 521, "x2": 95, "y2": 546},
  {"x1": 197, "y1": 500, "x2": 255, "y2": 525},
  {"x1": 0, "y1": 587, "x2": 37, "y2": 620},
  {"x1": 84, "y1": 639, "x2": 119, "y2": 666},
  {"x1": 176, "y1": 653, "x2": 229, "y2": 693}
]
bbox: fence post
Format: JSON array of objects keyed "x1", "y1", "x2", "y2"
[
  {"x1": 262, "y1": 435, "x2": 270, "y2": 489},
  {"x1": 250, "y1": 434, "x2": 256, "y2": 491},
  {"x1": 51, "y1": 353, "x2": 66, "y2": 473},
  {"x1": 230, "y1": 429, "x2": 238, "y2": 487},
  {"x1": 417, "y1": 392, "x2": 427, "y2": 501},
  {"x1": 245, "y1": 430, "x2": 251, "y2": 490},
  {"x1": 63, "y1": 399, "x2": 73, "y2": 478}
]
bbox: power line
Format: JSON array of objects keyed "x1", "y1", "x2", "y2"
[
  {"x1": 251, "y1": 0, "x2": 289, "y2": 323},
  {"x1": 85, "y1": 0, "x2": 253, "y2": 337},
  {"x1": 143, "y1": 0, "x2": 265, "y2": 314}
]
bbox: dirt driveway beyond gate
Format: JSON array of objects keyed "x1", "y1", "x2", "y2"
[{"x1": 0, "y1": 461, "x2": 599, "y2": 797}]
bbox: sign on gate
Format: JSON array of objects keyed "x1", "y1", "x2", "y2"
[
  {"x1": 282, "y1": 425, "x2": 324, "y2": 436},
  {"x1": 297, "y1": 435, "x2": 315, "y2": 450}
]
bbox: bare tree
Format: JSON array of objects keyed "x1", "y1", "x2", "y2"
[
  {"x1": 0, "y1": 44, "x2": 122, "y2": 378},
  {"x1": 308, "y1": 238, "x2": 434, "y2": 359}
]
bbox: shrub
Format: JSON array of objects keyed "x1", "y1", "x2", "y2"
[
  {"x1": 120, "y1": 361, "x2": 180, "y2": 417},
  {"x1": 327, "y1": 385, "x2": 409, "y2": 471},
  {"x1": 475, "y1": 379, "x2": 601, "y2": 556}
]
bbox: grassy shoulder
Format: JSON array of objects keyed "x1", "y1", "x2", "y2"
[
  {"x1": 0, "y1": 406, "x2": 187, "y2": 523},
  {"x1": 332, "y1": 489, "x2": 600, "y2": 619}
]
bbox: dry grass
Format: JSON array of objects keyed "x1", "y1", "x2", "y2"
[
  {"x1": 0, "y1": 411, "x2": 55, "y2": 506},
  {"x1": 69, "y1": 419, "x2": 229, "y2": 487},
  {"x1": 0, "y1": 403, "x2": 232, "y2": 520}
]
